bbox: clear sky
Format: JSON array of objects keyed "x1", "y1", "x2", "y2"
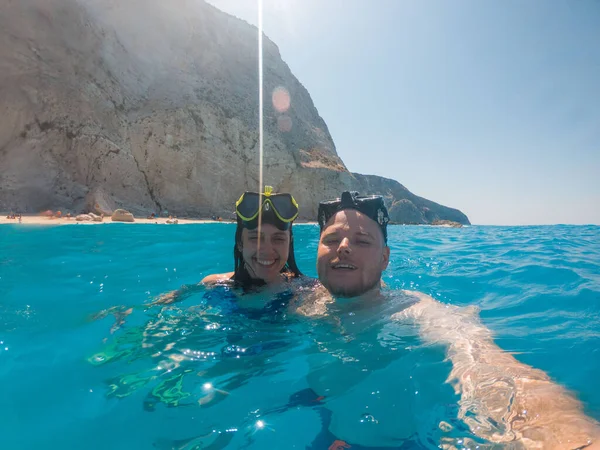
[{"x1": 207, "y1": 0, "x2": 599, "y2": 225}]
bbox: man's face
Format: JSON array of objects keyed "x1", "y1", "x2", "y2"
[{"x1": 317, "y1": 209, "x2": 390, "y2": 297}]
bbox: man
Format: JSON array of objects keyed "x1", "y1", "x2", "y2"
[
  {"x1": 307, "y1": 191, "x2": 600, "y2": 449},
  {"x1": 317, "y1": 191, "x2": 390, "y2": 299}
]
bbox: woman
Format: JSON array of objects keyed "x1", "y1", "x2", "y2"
[
  {"x1": 202, "y1": 185, "x2": 303, "y2": 289},
  {"x1": 147, "y1": 186, "x2": 303, "y2": 307}
]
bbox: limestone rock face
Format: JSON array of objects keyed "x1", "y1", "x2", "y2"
[
  {"x1": 86, "y1": 189, "x2": 115, "y2": 217},
  {"x1": 0, "y1": 0, "x2": 470, "y2": 225}
]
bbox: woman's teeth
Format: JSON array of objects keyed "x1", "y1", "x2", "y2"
[{"x1": 257, "y1": 259, "x2": 276, "y2": 266}]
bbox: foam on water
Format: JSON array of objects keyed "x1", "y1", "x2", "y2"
[{"x1": 0, "y1": 224, "x2": 599, "y2": 449}]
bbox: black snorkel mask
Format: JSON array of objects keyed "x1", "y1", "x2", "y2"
[{"x1": 318, "y1": 191, "x2": 390, "y2": 243}]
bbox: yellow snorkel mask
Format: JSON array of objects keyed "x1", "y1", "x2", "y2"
[{"x1": 235, "y1": 186, "x2": 299, "y2": 230}]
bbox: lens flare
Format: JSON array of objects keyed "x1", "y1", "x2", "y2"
[{"x1": 272, "y1": 86, "x2": 291, "y2": 113}]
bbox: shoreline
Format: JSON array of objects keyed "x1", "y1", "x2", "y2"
[{"x1": 0, "y1": 215, "x2": 319, "y2": 226}]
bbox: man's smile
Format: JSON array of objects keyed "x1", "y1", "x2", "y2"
[{"x1": 330, "y1": 262, "x2": 357, "y2": 270}]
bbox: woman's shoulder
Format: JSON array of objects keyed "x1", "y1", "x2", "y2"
[{"x1": 201, "y1": 272, "x2": 235, "y2": 285}]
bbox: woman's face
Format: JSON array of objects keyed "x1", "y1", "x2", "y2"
[{"x1": 240, "y1": 223, "x2": 291, "y2": 284}]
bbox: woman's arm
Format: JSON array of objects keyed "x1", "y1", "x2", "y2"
[
  {"x1": 200, "y1": 272, "x2": 234, "y2": 285},
  {"x1": 149, "y1": 274, "x2": 233, "y2": 307}
]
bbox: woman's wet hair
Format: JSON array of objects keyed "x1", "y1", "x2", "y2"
[{"x1": 232, "y1": 216, "x2": 303, "y2": 290}]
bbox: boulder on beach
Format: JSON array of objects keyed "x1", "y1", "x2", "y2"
[
  {"x1": 111, "y1": 209, "x2": 134, "y2": 222},
  {"x1": 76, "y1": 214, "x2": 92, "y2": 221}
]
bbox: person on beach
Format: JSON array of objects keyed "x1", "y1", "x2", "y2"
[{"x1": 295, "y1": 190, "x2": 600, "y2": 449}]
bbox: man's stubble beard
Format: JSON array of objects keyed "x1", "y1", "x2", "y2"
[{"x1": 320, "y1": 272, "x2": 382, "y2": 298}]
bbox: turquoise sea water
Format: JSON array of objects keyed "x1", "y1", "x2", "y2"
[{"x1": 1, "y1": 223, "x2": 599, "y2": 449}]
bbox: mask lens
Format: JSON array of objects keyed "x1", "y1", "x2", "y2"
[
  {"x1": 236, "y1": 193, "x2": 261, "y2": 220},
  {"x1": 317, "y1": 200, "x2": 340, "y2": 228},
  {"x1": 270, "y1": 194, "x2": 298, "y2": 221},
  {"x1": 355, "y1": 196, "x2": 378, "y2": 217},
  {"x1": 318, "y1": 194, "x2": 388, "y2": 241}
]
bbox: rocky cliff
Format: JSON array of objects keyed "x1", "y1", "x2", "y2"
[{"x1": 0, "y1": 0, "x2": 470, "y2": 225}]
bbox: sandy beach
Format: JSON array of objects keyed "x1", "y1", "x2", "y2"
[
  {"x1": 0, "y1": 215, "x2": 224, "y2": 225},
  {"x1": 1, "y1": 215, "x2": 319, "y2": 226}
]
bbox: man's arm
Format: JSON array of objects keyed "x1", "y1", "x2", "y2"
[{"x1": 394, "y1": 291, "x2": 600, "y2": 450}]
